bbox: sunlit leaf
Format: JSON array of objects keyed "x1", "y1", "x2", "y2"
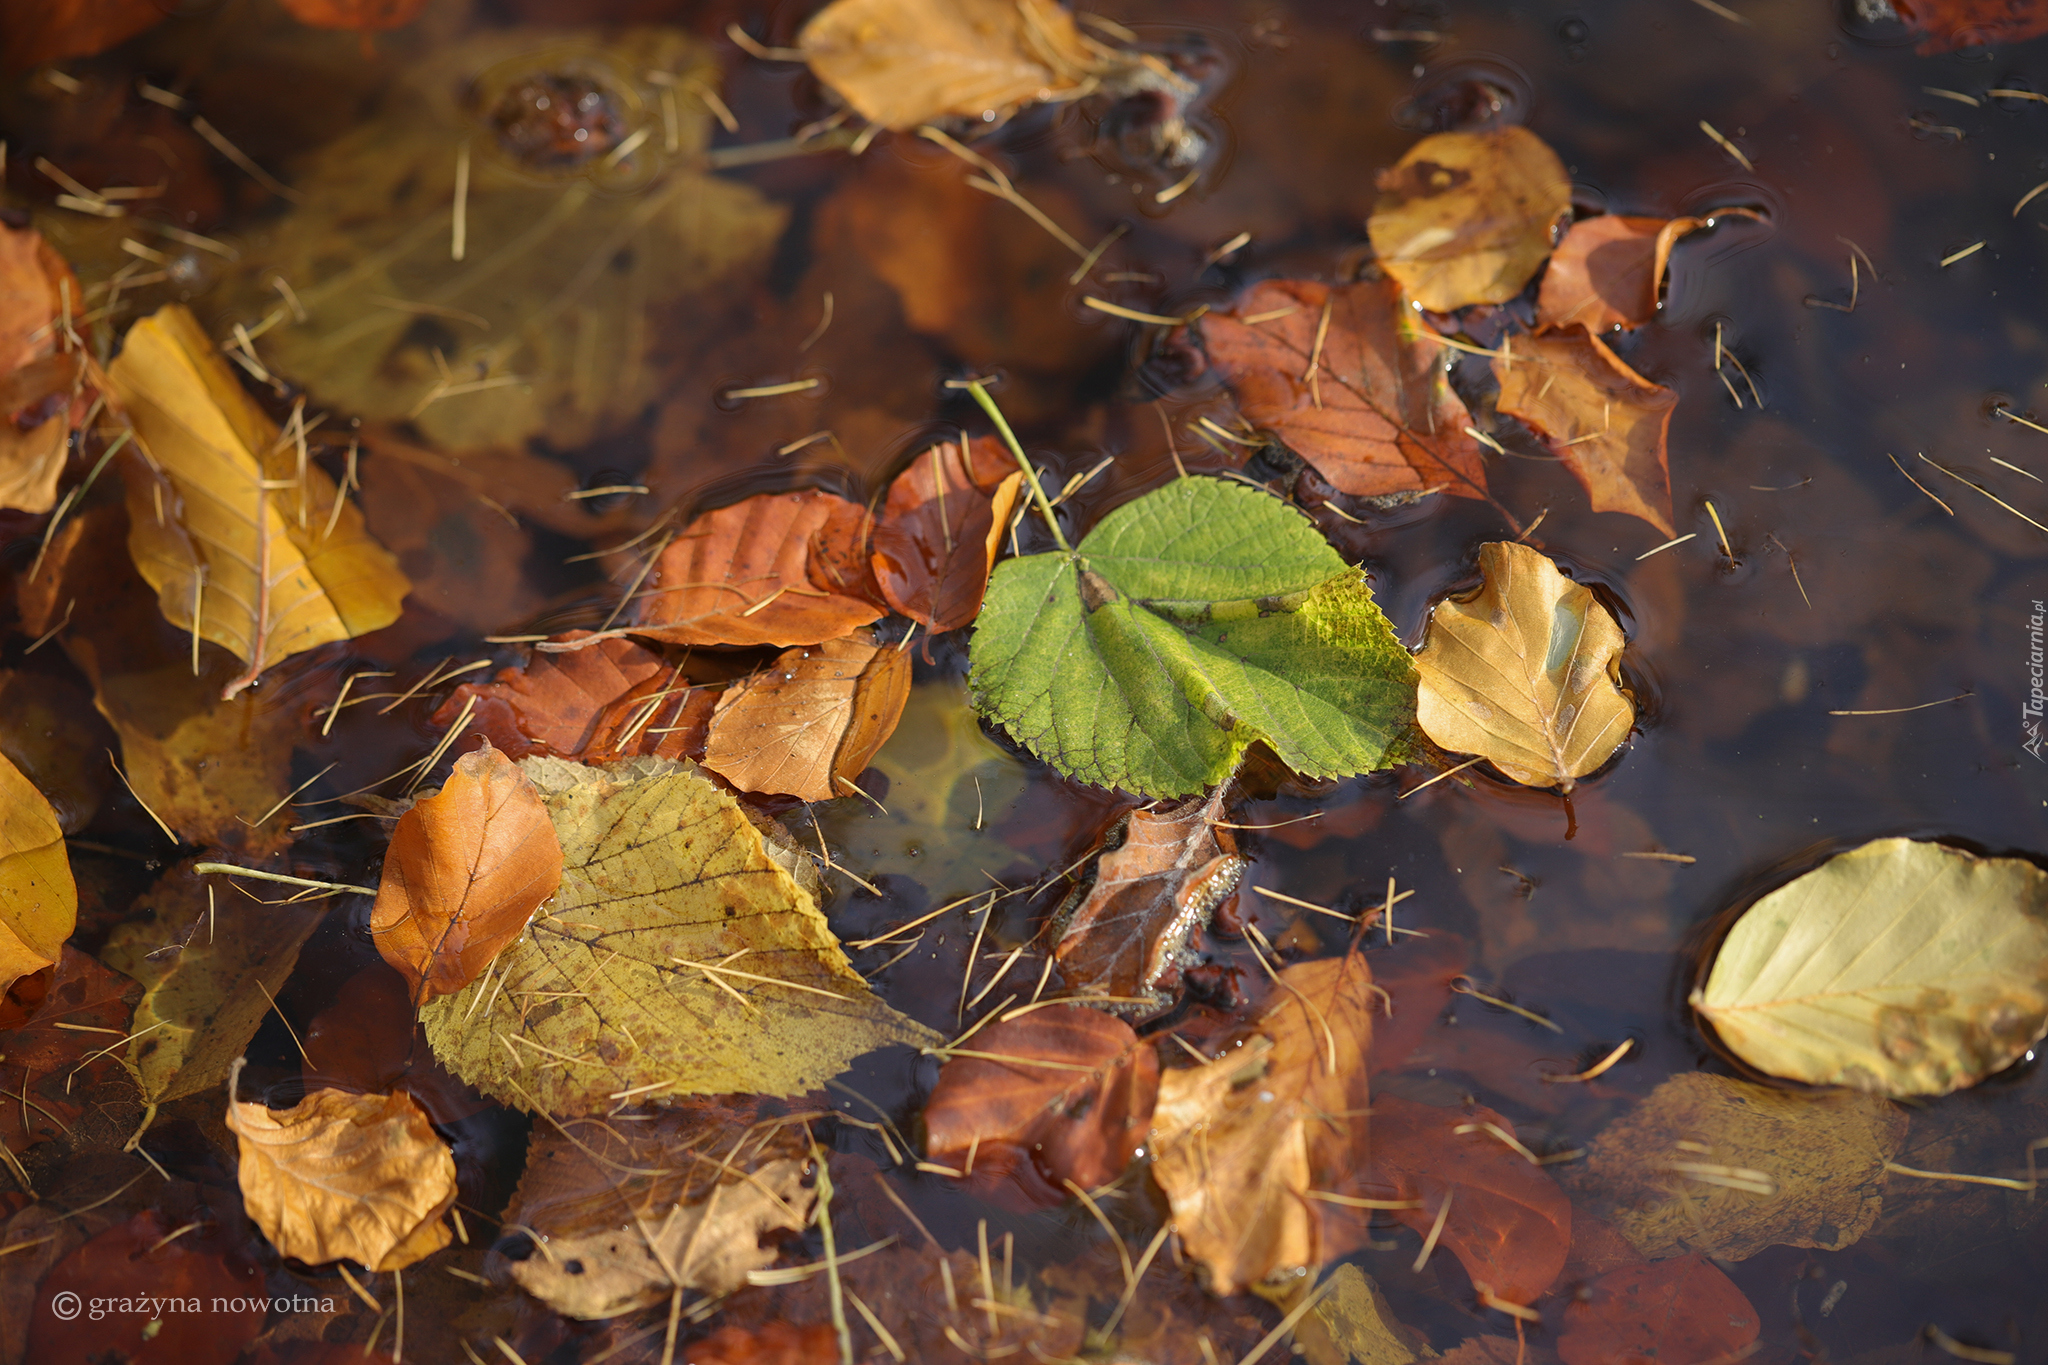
[
  {"x1": 0, "y1": 751, "x2": 75, "y2": 996},
  {"x1": 872, "y1": 434, "x2": 1023, "y2": 632},
  {"x1": 1535, "y1": 214, "x2": 1722, "y2": 333},
  {"x1": 702, "y1": 631, "x2": 912, "y2": 803},
  {"x1": 0, "y1": 222, "x2": 93, "y2": 515},
  {"x1": 1367, "y1": 127, "x2": 1571, "y2": 313},
  {"x1": 1494, "y1": 327, "x2": 1676, "y2": 536},
  {"x1": 436, "y1": 631, "x2": 710, "y2": 763}
]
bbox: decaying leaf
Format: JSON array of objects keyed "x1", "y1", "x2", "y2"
[
  {"x1": 1535, "y1": 215, "x2": 1717, "y2": 333},
  {"x1": 970, "y1": 477, "x2": 1416, "y2": 798},
  {"x1": 421, "y1": 756, "x2": 937, "y2": 1113},
  {"x1": 1693, "y1": 838, "x2": 2048, "y2": 1096},
  {"x1": 370, "y1": 741, "x2": 563, "y2": 1004},
  {"x1": 1557, "y1": 1255, "x2": 1759, "y2": 1365},
  {"x1": 1197, "y1": 278, "x2": 1487, "y2": 503},
  {"x1": 1367, "y1": 127, "x2": 1571, "y2": 313},
  {"x1": 436, "y1": 632, "x2": 709, "y2": 763},
  {"x1": 1148, "y1": 953, "x2": 1377, "y2": 1294},
  {"x1": 0, "y1": 946, "x2": 138, "y2": 1150},
  {"x1": 635, "y1": 490, "x2": 887, "y2": 648},
  {"x1": 872, "y1": 434, "x2": 1024, "y2": 631},
  {"x1": 1493, "y1": 327, "x2": 1676, "y2": 536},
  {"x1": 354, "y1": 452, "x2": 547, "y2": 635},
  {"x1": 227, "y1": 1080, "x2": 457, "y2": 1271},
  {"x1": 1294, "y1": 1263, "x2": 1432, "y2": 1365},
  {"x1": 277, "y1": 0, "x2": 429, "y2": 31},
  {"x1": 0, "y1": 751, "x2": 76, "y2": 996},
  {"x1": 798, "y1": 0, "x2": 1116, "y2": 130},
  {"x1": 1559, "y1": 1072, "x2": 1905, "y2": 1262},
  {"x1": 1412, "y1": 541, "x2": 1634, "y2": 791},
  {"x1": 1050, "y1": 784, "x2": 1247, "y2": 1010},
  {"x1": 107, "y1": 305, "x2": 410, "y2": 697},
  {"x1": 0, "y1": 222, "x2": 93, "y2": 515},
  {"x1": 924, "y1": 1004, "x2": 1160, "y2": 1199},
  {"x1": 505, "y1": 1102, "x2": 815, "y2": 1319},
  {"x1": 701, "y1": 631, "x2": 912, "y2": 803}
]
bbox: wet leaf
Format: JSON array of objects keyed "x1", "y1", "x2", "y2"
[
  {"x1": 684, "y1": 1323, "x2": 844, "y2": 1365},
  {"x1": 0, "y1": 669, "x2": 113, "y2": 835},
  {"x1": 1367, "y1": 127, "x2": 1571, "y2": 313},
  {"x1": 370, "y1": 740, "x2": 563, "y2": 1004},
  {"x1": 0, "y1": 751, "x2": 75, "y2": 996},
  {"x1": 1557, "y1": 1255, "x2": 1759, "y2": 1365},
  {"x1": 923, "y1": 1004, "x2": 1160, "y2": 1199},
  {"x1": 872, "y1": 435, "x2": 1024, "y2": 632},
  {"x1": 0, "y1": 0, "x2": 167, "y2": 73},
  {"x1": 1412, "y1": 541, "x2": 1634, "y2": 791},
  {"x1": 0, "y1": 223, "x2": 93, "y2": 515},
  {"x1": 1887, "y1": 0, "x2": 2048, "y2": 53},
  {"x1": 1294, "y1": 1263, "x2": 1431, "y2": 1365},
  {"x1": 277, "y1": 0, "x2": 430, "y2": 32},
  {"x1": 1692, "y1": 837, "x2": 2048, "y2": 1096},
  {"x1": 635, "y1": 490, "x2": 887, "y2": 648},
  {"x1": 354, "y1": 453, "x2": 546, "y2": 636},
  {"x1": 436, "y1": 632, "x2": 707, "y2": 763},
  {"x1": 1494, "y1": 327, "x2": 1676, "y2": 536},
  {"x1": 0, "y1": 946, "x2": 137, "y2": 1150},
  {"x1": 227, "y1": 1082, "x2": 457, "y2": 1271},
  {"x1": 1535, "y1": 215, "x2": 1713, "y2": 333},
  {"x1": 1050, "y1": 784, "x2": 1248, "y2": 1010},
  {"x1": 799, "y1": 0, "x2": 1115, "y2": 131},
  {"x1": 1148, "y1": 952, "x2": 1377, "y2": 1294},
  {"x1": 1559, "y1": 1072, "x2": 1905, "y2": 1262},
  {"x1": 702, "y1": 631, "x2": 912, "y2": 803},
  {"x1": 1365, "y1": 1093, "x2": 1573, "y2": 1308},
  {"x1": 27, "y1": 1209, "x2": 264, "y2": 1365},
  {"x1": 970, "y1": 477, "x2": 1416, "y2": 798},
  {"x1": 421, "y1": 757, "x2": 938, "y2": 1113},
  {"x1": 1198, "y1": 278, "x2": 1488, "y2": 503},
  {"x1": 107, "y1": 304, "x2": 410, "y2": 698}
]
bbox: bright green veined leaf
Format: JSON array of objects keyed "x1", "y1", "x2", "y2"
[{"x1": 967, "y1": 477, "x2": 1416, "y2": 797}]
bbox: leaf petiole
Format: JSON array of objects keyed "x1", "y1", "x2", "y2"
[{"x1": 957, "y1": 378, "x2": 1071, "y2": 552}]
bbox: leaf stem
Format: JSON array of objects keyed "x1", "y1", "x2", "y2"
[{"x1": 959, "y1": 379, "x2": 1071, "y2": 552}]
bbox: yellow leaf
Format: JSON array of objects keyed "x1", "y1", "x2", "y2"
[
  {"x1": 1367, "y1": 127, "x2": 1571, "y2": 313},
  {"x1": 106, "y1": 303, "x2": 409, "y2": 698},
  {"x1": 1693, "y1": 838, "x2": 2048, "y2": 1097},
  {"x1": 1412, "y1": 541, "x2": 1634, "y2": 791},
  {"x1": 0, "y1": 750, "x2": 76, "y2": 996}
]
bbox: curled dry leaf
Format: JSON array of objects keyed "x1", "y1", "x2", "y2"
[
  {"x1": 436, "y1": 632, "x2": 712, "y2": 764},
  {"x1": 1412, "y1": 541, "x2": 1634, "y2": 791},
  {"x1": 1494, "y1": 327, "x2": 1676, "y2": 536},
  {"x1": 0, "y1": 222, "x2": 93, "y2": 515},
  {"x1": 0, "y1": 751, "x2": 75, "y2": 996},
  {"x1": 872, "y1": 434, "x2": 1024, "y2": 632},
  {"x1": 370, "y1": 741, "x2": 564, "y2": 1004},
  {"x1": 1148, "y1": 953, "x2": 1377, "y2": 1294},
  {"x1": 1367, "y1": 127, "x2": 1572, "y2": 313},
  {"x1": 635, "y1": 490, "x2": 886, "y2": 647},
  {"x1": 701, "y1": 631, "x2": 912, "y2": 803},
  {"x1": 0, "y1": 946, "x2": 138, "y2": 1150},
  {"x1": 1693, "y1": 837, "x2": 2048, "y2": 1096},
  {"x1": 799, "y1": 0, "x2": 1114, "y2": 130},
  {"x1": 1534, "y1": 214, "x2": 1751, "y2": 333},
  {"x1": 1557, "y1": 1255, "x2": 1759, "y2": 1365},
  {"x1": 923, "y1": 1004, "x2": 1161, "y2": 1200},
  {"x1": 227, "y1": 1081, "x2": 457, "y2": 1271},
  {"x1": 106, "y1": 305, "x2": 411, "y2": 699},
  {"x1": 277, "y1": 0, "x2": 430, "y2": 31},
  {"x1": 1197, "y1": 278, "x2": 1487, "y2": 503},
  {"x1": 1050, "y1": 783, "x2": 1247, "y2": 1010}
]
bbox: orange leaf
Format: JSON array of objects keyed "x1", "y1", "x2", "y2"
[
  {"x1": 0, "y1": 0, "x2": 168, "y2": 72},
  {"x1": 1557, "y1": 1255, "x2": 1760, "y2": 1365},
  {"x1": 370, "y1": 741, "x2": 563, "y2": 1004},
  {"x1": 872, "y1": 434, "x2": 1024, "y2": 632},
  {"x1": 635, "y1": 491, "x2": 886, "y2": 647},
  {"x1": 1495, "y1": 327, "x2": 1676, "y2": 536},
  {"x1": 276, "y1": 0, "x2": 429, "y2": 31},
  {"x1": 702, "y1": 631, "x2": 911, "y2": 802},
  {"x1": 437, "y1": 632, "x2": 692, "y2": 760},
  {"x1": 1891, "y1": 0, "x2": 2048, "y2": 52},
  {"x1": 924, "y1": 1004, "x2": 1160, "y2": 1203},
  {"x1": 1536, "y1": 216, "x2": 1680, "y2": 333},
  {"x1": 1199, "y1": 277, "x2": 1487, "y2": 502},
  {"x1": 807, "y1": 492, "x2": 888, "y2": 608},
  {"x1": 0, "y1": 222, "x2": 94, "y2": 515}
]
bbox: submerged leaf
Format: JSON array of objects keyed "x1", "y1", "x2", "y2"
[
  {"x1": 702, "y1": 631, "x2": 912, "y2": 803},
  {"x1": 1494, "y1": 327, "x2": 1676, "y2": 536},
  {"x1": 1367, "y1": 127, "x2": 1571, "y2": 313},
  {"x1": 872, "y1": 434, "x2": 1024, "y2": 632},
  {"x1": 1557, "y1": 1255, "x2": 1759, "y2": 1365},
  {"x1": 0, "y1": 751, "x2": 75, "y2": 996},
  {"x1": 0, "y1": 947, "x2": 137, "y2": 1151},
  {"x1": 1693, "y1": 838, "x2": 2048, "y2": 1096},
  {"x1": 1412, "y1": 541, "x2": 1634, "y2": 791},
  {"x1": 969, "y1": 477, "x2": 1416, "y2": 798}
]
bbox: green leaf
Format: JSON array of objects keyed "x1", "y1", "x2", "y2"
[{"x1": 967, "y1": 477, "x2": 1415, "y2": 797}]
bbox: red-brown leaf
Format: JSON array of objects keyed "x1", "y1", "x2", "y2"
[
  {"x1": 1536, "y1": 216, "x2": 1675, "y2": 333},
  {"x1": 871, "y1": 434, "x2": 1023, "y2": 631},
  {"x1": 28, "y1": 1210, "x2": 264, "y2": 1364},
  {"x1": 701, "y1": 631, "x2": 911, "y2": 802},
  {"x1": 1, "y1": 222, "x2": 96, "y2": 515},
  {"x1": 1891, "y1": 0, "x2": 2048, "y2": 52},
  {"x1": 0, "y1": 946, "x2": 138, "y2": 1150},
  {"x1": 0, "y1": 0, "x2": 168, "y2": 72},
  {"x1": 276, "y1": 0, "x2": 429, "y2": 31},
  {"x1": 1494, "y1": 327, "x2": 1676, "y2": 537},
  {"x1": 1557, "y1": 1255, "x2": 1760, "y2": 1365},
  {"x1": 436, "y1": 632, "x2": 692, "y2": 761}
]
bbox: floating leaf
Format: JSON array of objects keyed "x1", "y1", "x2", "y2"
[
  {"x1": 0, "y1": 751, "x2": 75, "y2": 996},
  {"x1": 1197, "y1": 278, "x2": 1487, "y2": 503},
  {"x1": 1148, "y1": 953, "x2": 1377, "y2": 1294},
  {"x1": 421, "y1": 757, "x2": 937, "y2": 1113},
  {"x1": 924, "y1": 1004, "x2": 1160, "y2": 1201},
  {"x1": 702, "y1": 631, "x2": 912, "y2": 803},
  {"x1": 1494, "y1": 327, "x2": 1676, "y2": 536},
  {"x1": 277, "y1": 0, "x2": 428, "y2": 31},
  {"x1": 1557, "y1": 1255, "x2": 1759, "y2": 1365},
  {"x1": 107, "y1": 304, "x2": 410, "y2": 698},
  {"x1": 27, "y1": 1210, "x2": 264, "y2": 1365},
  {"x1": 969, "y1": 477, "x2": 1416, "y2": 798},
  {"x1": 370, "y1": 741, "x2": 564, "y2": 1005},
  {"x1": 1367, "y1": 127, "x2": 1571, "y2": 313},
  {"x1": 436, "y1": 631, "x2": 710, "y2": 763},
  {"x1": 872, "y1": 434, "x2": 1024, "y2": 632},
  {"x1": 1412, "y1": 541, "x2": 1634, "y2": 791},
  {"x1": 0, "y1": 223, "x2": 93, "y2": 515},
  {"x1": 1050, "y1": 784, "x2": 1247, "y2": 1010},
  {"x1": 1692, "y1": 838, "x2": 2048, "y2": 1096},
  {"x1": 227, "y1": 1081, "x2": 457, "y2": 1271},
  {"x1": 0, "y1": 947, "x2": 137, "y2": 1150},
  {"x1": 1535, "y1": 215, "x2": 1717, "y2": 333}
]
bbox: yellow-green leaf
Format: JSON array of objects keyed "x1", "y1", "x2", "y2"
[
  {"x1": 1693, "y1": 838, "x2": 2048, "y2": 1097},
  {"x1": 0, "y1": 750, "x2": 75, "y2": 996}
]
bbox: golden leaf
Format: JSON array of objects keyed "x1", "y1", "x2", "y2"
[
  {"x1": 1367, "y1": 127, "x2": 1571, "y2": 313},
  {"x1": 0, "y1": 750, "x2": 76, "y2": 996}
]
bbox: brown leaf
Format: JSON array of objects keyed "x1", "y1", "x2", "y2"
[
  {"x1": 807, "y1": 493, "x2": 887, "y2": 607},
  {"x1": 277, "y1": 0, "x2": 429, "y2": 31},
  {"x1": 27, "y1": 1209, "x2": 265, "y2": 1364},
  {"x1": 0, "y1": 0, "x2": 168, "y2": 72},
  {"x1": 702, "y1": 631, "x2": 912, "y2": 802},
  {"x1": 1536, "y1": 216, "x2": 1683, "y2": 333},
  {"x1": 1368, "y1": 127, "x2": 1572, "y2": 313},
  {"x1": 227, "y1": 1081, "x2": 457, "y2": 1271},
  {"x1": 354, "y1": 453, "x2": 545, "y2": 635},
  {"x1": 1199, "y1": 278, "x2": 1487, "y2": 502},
  {"x1": 1557, "y1": 1255, "x2": 1759, "y2": 1365},
  {"x1": 1891, "y1": 0, "x2": 2048, "y2": 53},
  {"x1": 370, "y1": 740, "x2": 563, "y2": 1004},
  {"x1": 0, "y1": 223, "x2": 94, "y2": 515},
  {"x1": 923, "y1": 1004, "x2": 1161, "y2": 1201},
  {"x1": 437, "y1": 632, "x2": 683, "y2": 760},
  {"x1": 1148, "y1": 952, "x2": 1376, "y2": 1294},
  {"x1": 872, "y1": 434, "x2": 1024, "y2": 632},
  {"x1": 0, "y1": 946, "x2": 138, "y2": 1151},
  {"x1": 1495, "y1": 328, "x2": 1676, "y2": 536},
  {"x1": 635, "y1": 491, "x2": 886, "y2": 647},
  {"x1": 1051, "y1": 785, "x2": 1248, "y2": 1011}
]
